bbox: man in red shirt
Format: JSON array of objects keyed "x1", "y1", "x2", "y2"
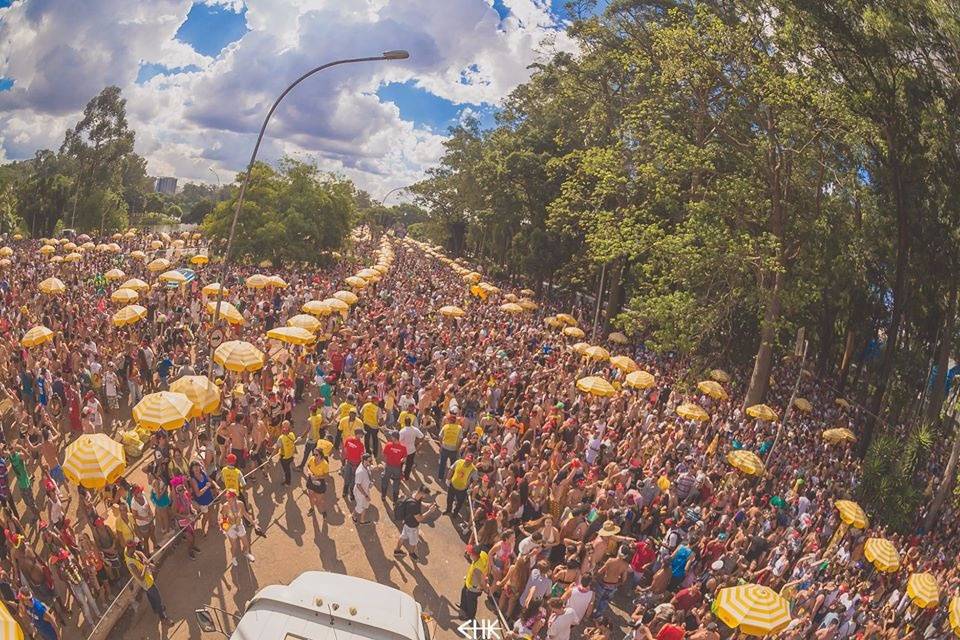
[
  {"x1": 380, "y1": 431, "x2": 407, "y2": 503},
  {"x1": 341, "y1": 427, "x2": 365, "y2": 500},
  {"x1": 656, "y1": 615, "x2": 685, "y2": 640}
]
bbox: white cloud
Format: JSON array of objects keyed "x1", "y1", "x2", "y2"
[{"x1": 0, "y1": 0, "x2": 575, "y2": 197}]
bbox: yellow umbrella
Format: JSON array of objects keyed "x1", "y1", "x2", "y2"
[
  {"x1": 544, "y1": 316, "x2": 563, "y2": 329},
  {"x1": 245, "y1": 273, "x2": 269, "y2": 289},
  {"x1": 129, "y1": 250, "x2": 147, "y2": 260},
  {"x1": 0, "y1": 259, "x2": 9, "y2": 268},
  {"x1": 572, "y1": 342, "x2": 591, "y2": 355},
  {"x1": 49, "y1": 255, "x2": 64, "y2": 264},
  {"x1": 288, "y1": 314, "x2": 322, "y2": 332},
  {"x1": 39, "y1": 277, "x2": 66, "y2": 295},
  {"x1": 836, "y1": 398, "x2": 851, "y2": 409},
  {"x1": 158, "y1": 270, "x2": 186, "y2": 284},
  {"x1": 746, "y1": 404, "x2": 779, "y2": 422},
  {"x1": 478, "y1": 282, "x2": 500, "y2": 295},
  {"x1": 267, "y1": 275, "x2": 288, "y2": 288},
  {"x1": 110, "y1": 288, "x2": 139, "y2": 304},
  {"x1": 676, "y1": 402, "x2": 710, "y2": 422},
  {"x1": 710, "y1": 369, "x2": 731, "y2": 383},
  {"x1": 81, "y1": 241, "x2": 95, "y2": 250},
  {"x1": 439, "y1": 305, "x2": 466, "y2": 318},
  {"x1": 518, "y1": 299, "x2": 538, "y2": 311},
  {"x1": 146, "y1": 258, "x2": 170, "y2": 272},
  {"x1": 302, "y1": 300, "x2": 332, "y2": 316},
  {"x1": 64, "y1": 252, "x2": 83, "y2": 263},
  {"x1": 625, "y1": 370, "x2": 656, "y2": 390},
  {"x1": 111, "y1": 232, "x2": 122, "y2": 240},
  {"x1": 21, "y1": 326, "x2": 54, "y2": 348},
  {"x1": 500, "y1": 302, "x2": 524, "y2": 314},
  {"x1": 562, "y1": 326, "x2": 586, "y2": 339},
  {"x1": 266, "y1": 326, "x2": 316, "y2": 346},
  {"x1": 169, "y1": 376, "x2": 221, "y2": 418},
  {"x1": 576, "y1": 376, "x2": 616, "y2": 397},
  {"x1": 190, "y1": 254, "x2": 209, "y2": 265},
  {"x1": 201, "y1": 282, "x2": 228, "y2": 296},
  {"x1": 62, "y1": 433, "x2": 126, "y2": 490},
  {"x1": 462, "y1": 272, "x2": 481, "y2": 284},
  {"x1": 150, "y1": 240, "x2": 164, "y2": 250},
  {"x1": 556, "y1": 313, "x2": 577, "y2": 326},
  {"x1": 503, "y1": 293, "x2": 518, "y2": 303},
  {"x1": 258, "y1": 259, "x2": 273, "y2": 268},
  {"x1": 133, "y1": 391, "x2": 194, "y2": 431},
  {"x1": 793, "y1": 397, "x2": 813, "y2": 413},
  {"x1": 356, "y1": 268, "x2": 380, "y2": 280},
  {"x1": 834, "y1": 500, "x2": 869, "y2": 529},
  {"x1": 822, "y1": 428, "x2": 856, "y2": 444},
  {"x1": 38, "y1": 244, "x2": 55, "y2": 255},
  {"x1": 583, "y1": 346, "x2": 611, "y2": 361},
  {"x1": 11, "y1": 233, "x2": 21, "y2": 240},
  {"x1": 726, "y1": 450, "x2": 765, "y2": 476},
  {"x1": 0, "y1": 247, "x2": 12, "y2": 257},
  {"x1": 333, "y1": 290, "x2": 359, "y2": 305},
  {"x1": 863, "y1": 538, "x2": 900, "y2": 573},
  {"x1": 0, "y1": 602, "x2": 22, "y2": 640},
  {"x1": 214, "y1": 340, "x2": 265, "y2": 372},
  {"x1": 608, "y1": 332, "x2": 628, "y2": 344},
  {"x1": 112, "y1": 304, "x2": 147, "y2": 327},
  {"x1": 324, "y1": 297, "x2": 350, "y2": 314},
  {"x1": 104, "y1": 268, "x2": 125, "y2": 281},
  {"x1": 906, "y1": 572, "x2": 940, "y2": 609},
  {"x1": 697, "y1": 380, "x2": 728, "y2": 400},
  {"x1": 948, "y1": 596, "x2": 959, "y2": 637},
  {"x1": 610, "y1": 355, "x2": 639, "y2": 373},
  {"x1": 373, "y1": 264, "x2": 389, "y2": 274},
  {"x1": 344, "y1": 276, "x2": 368, "y2": 289},
  {"x1": 120, "y1": 278, "x2": 149, "y2": 292},
  {"x1": 124, "y1": 231, "x2": 137, "y2": 239},
  {"x1": 206, "y1": 300, "x2": 245, "y2": 326},
  {"x1": 63, "y1": 242, "x2": 77, "y2": 251},
  {"x1": 713, "y1": 583, "x2": 791, "y2": 637}
]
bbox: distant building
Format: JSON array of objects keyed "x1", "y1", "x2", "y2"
[{"x1": 155, "y1": 177, "x2": 178, "y2": 195}]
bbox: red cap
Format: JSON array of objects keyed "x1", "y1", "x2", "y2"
[
  {"x1": 132, "y1": 485, "x2": 144, "y2": 494},
  {"x1": 226, "y1": 453, "x2": 237, "y2": 465},
  {"x1": 465, "y1": 454, "x2": 474, "y2": 462}
]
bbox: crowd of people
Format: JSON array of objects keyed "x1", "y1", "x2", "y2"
[{"x1": 0, "y1": 228, "x2": 957, "y2": 640}]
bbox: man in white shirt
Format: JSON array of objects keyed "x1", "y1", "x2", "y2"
[
  {"x1": 398, "y1": 419, "x2": 424, "y2": 480},
  {"x1": 546, "y1": 599, "x2": 578, "y2": 640},
  {"x1": 352, "y1": 454, "x2": 373, "y2": 525}
]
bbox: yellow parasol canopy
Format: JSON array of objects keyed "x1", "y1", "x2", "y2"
[
  {"x1": 948, "y1": 596, "x2": 960, "y2": 637},
  {"x1": 129, "y1": 250, "x2": 147, "y2": 260},
  {"x1": 21, "y1": 326, "x2": 54, "y2": 348},
  {"x1": 834, "y1": 499, "x2": 869, "y2": 529},
  {"x1": 0, "y1": 258, "x2": 9, "y2": 268},
  {"x1": 120, "y1": 278, "x2": 149, "y2": 291},
  {"x1": 38, "y1": 244, "x2": 55, "y2": 255},
  {"x1": 49, "y1": 255, "x2": 64, "y2": 264},
  {"x1": 610, "y1": 355, "x2": 639, "y2": 373},
  {"x1": 158, "y1": 270, "x2": 187, "y2": 284},
  {"x1": 105, "y1": 268, "x2": 125, "y2": 281},
  {"x1": 746, "y1": 404, "x2": 779, "y2": 422},
  {"x1": 556, "y1": 313, "x2": 577, "y2": 326},
  {"x1": 625, "y1": 370, "x2": 656, "y2": 390},
  {"x1": 190, "y1": 254, "x2": 209, "y2": 265},
  {"x1": 863, "y1": 538, "x2": 900, "y2": 573},
  {"x1": 169, "y1": 375, "x2": 221, "y2": 418},
  {"x1": 302, "y1": 300, "x2": 332, "y2": 316},
  {"x1": 462, "y1": 272, "x2": 481, "y2": 284},
  {"x1": 112, "y1": 304, "x2": 147, "y2": 327},
  {"x1": 267, "y1": 326, "x2": 316, "y2": 346},
  {"x1": 214, "y1": 340, "x2": 265, "y2": 372},
  {"x1": 583, "y1": 345, "x2": 611, "y2": 361},
  {"x1": 39, "y1": 277, "x2": 66, "y2": 295},
  {"x1": 146, "y1": 258, "x2": 170, "y2": 272},
  {"x1": 0, "y1": 602, "x2": 22, "y2": 640},
  {"x1": 439, "y1": 305, "x2": 466, "y2": 318},
  {"x1": 906, "y1": 572, "x2": 940, "y2": 609},
  {"x1": 572, "y1": 342, "x2": 591, "y2": 355},
  {"x1": 822, "y1": 428, "x2": 856, "y2": 444},
  {"x1": 324, "y1": 297, "x2": 350, "y2": 313},
  {"x1": 503, "y1": 293, "x2": 518, "y2": 303},
  {"x1": 245, "y1": 273, "x2": 269, "y2": 288},
  {"x1": 697, "y1": 380, "x2": 728, "y2": 400},
  {"x1": 206, "y1": 300, "x2": 245, "y2": 325},
  {"x1": 710, "y1": 369, "x2": 731, "y2": 383},
  {"x1": 519, "y1": 288, "x2": 534, "y2": 297},
  {"x1": 562, "y1": 326, "x2": 585, "y2": 339},
  {"x1": 518, "y1": 299, "x2": 537, "y2": 311},
  {"x1": 267, "y1": 275, "x2": 288, "y2": 288},
  {"x1": 333, "y1": 290, "x2": 359, "y2": 305},
  {"x1": 499, "y1": 302, "x2": 524, "y2": 314},
  {"x1": 726, "y1": 449, "x2": 765, "y2": 476},
  {"x1": 63, "y1": 252, "x2": 83, "y2": 263},
  {"x1": 0, "y1": 247, "x2": 11, "y2": 257},
  {"x1": 201, "y1": 282, "x2": 227, "y2": 296},
  {"x1": 676, "y1": 402, "x2": 710, "y2": 422},
  {"x1": 62, "y1": 433, "x2": 126, "y2": 489},
  {"x1": 150, "y1": 240, "x2": 163, "y2": 250},
  {"x1": 713, "y1": 583, "x2": 791, "y2": 637},
  {"x1": 793, "y1": 397, "x2": 813, "y2": 413},
  {"x1": 110, "y1": 287, "x2": 139, "y2": 304},
  {"x1": 132, "y1": 391, "x2": 194, "y2": 431},
  {"x1": 608, "y1": 332, "x2": 628, "y2": 344},
  {"x1": 356, "y1": 268, "x2": 380, "y2": 280},
  {"x1": 544, "y1": 316, "x2": 563, "y2": 329},
  {"x1": 344, "y1": 275, "x2": 368, "y2": 289},
  {"x1": 576, "y1": 376, "x2": 616, "y2": 397},
  {"x1": 286, "y1": 314, "x2": 322, "y2": 333},
  {"x1": 836, "y1": 398, "x2": 851, "y2": 409}
]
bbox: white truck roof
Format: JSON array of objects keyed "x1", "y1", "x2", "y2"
[{"x1": 230, "y1": 571, "x2": 426, "y2": 640}]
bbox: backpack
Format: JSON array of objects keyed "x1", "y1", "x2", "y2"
[{"x1": 396, "y1": 498, "x2": 416, "y2": 523}]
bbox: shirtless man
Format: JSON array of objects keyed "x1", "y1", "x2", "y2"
[
  {"x1": 224, "y1": 417, "x2": 249, "y2": 470},
  {"x1": 594, "y1": 546, "x2": 631, "y2": 617}
]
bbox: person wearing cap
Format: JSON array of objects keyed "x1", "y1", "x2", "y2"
[
  {"x1": 341, "y1": 427, "x2": 365, "y2": 500},
  {"x1": 17, "y1": 585, "x2": 60, "y2": 640},
  {"x1": 398, "y1": 412, "x2": 424, "y2": 480},
  {"x1": 380, "y1": 431, "x2": 407, "y2": 503},
  {"x1": 273, "y1": 420, "x2": 298, "y2": 488},
  {"x1": 52, "y1": 546, "x2": 102, "y2": 629},
  {"x1": 444, "y1": 453, "x2": 477, "y2": 518},
  {"x1": 437, "y1": 415, "x2": 462, "y2": 480},
  {"x1": 459, "y1": 544, "x2": 489, "y2": 620},
  {"x1": 123, "y1": 541, "x2": 169, "y2": 622},
  {"x1": 221, "y1": 491, "x2": 256, "y2": 567},
  {"x1": 304, "y1": 445, "x2": 331, "y2": 519},
  {"x1": 336, "y1": 408, "x2": 363, "y2": 451},
  {"x1": 297, "y1": 405, "x2": 326, "y2": 471},
  {"x1": 360, "y1": 397, "x2": 382, "y2": 458},
  {"x1": 352, "y1": 453, "x2": 374, "y2": 525}
]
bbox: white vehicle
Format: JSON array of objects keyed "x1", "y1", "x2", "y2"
[{"x1": 196, "y1": 571, "x2": 434, "y2": 640}]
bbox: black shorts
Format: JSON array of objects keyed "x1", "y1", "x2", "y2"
[{"x1": 307, "y1": 478, "x2": 327, "y2": 494}]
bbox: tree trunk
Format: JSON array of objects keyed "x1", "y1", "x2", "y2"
[
  {"x1": 816, "y1": 293, "x2": 835, "y2": 377},
  {"x1": 858, "y1": 150, "x2": 910, "y2": 458},
  {"x1": 744, "y1": 270, "x2": 783, "y2": 408},
  {"x1": 837, "y1": 330, "x2": 856, "y2": 393},
  {"x1": 924, "y1": 282, "x2": 957, "y2": 425},
  {"x1": 603, "y1": 259, "x2": 626, "y2": 332},
  {"x1": 924, "y1": 419, "x2": 960, "y2": 529}
]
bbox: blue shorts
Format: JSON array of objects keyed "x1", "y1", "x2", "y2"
[{"x1": 50, "y1": 465, "x2": 66, "y2": 485}]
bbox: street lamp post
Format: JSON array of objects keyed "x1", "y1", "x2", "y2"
[{"x1": 207, "y1": 50, "x2": 410, "y2": 371}]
